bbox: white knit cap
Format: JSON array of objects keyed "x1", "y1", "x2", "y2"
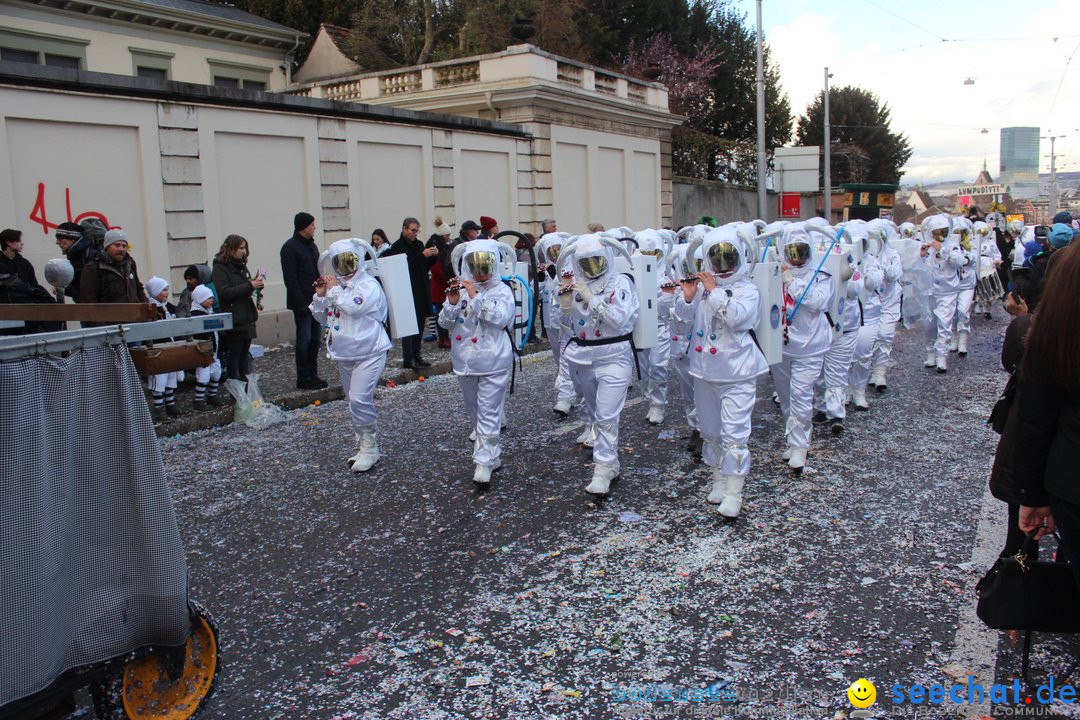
[
  {"x1": 191, "y1": 284, "x2": 214, "y2": 307},
  {"x1": 144, "y1": 275, "x2": 169, "y2": 298}
]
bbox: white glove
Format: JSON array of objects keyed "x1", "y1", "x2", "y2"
[
  {"x1": 558, "y1": 290, "x2": 573, "y2": 313},
  {"x1": 574, "y1": 282, "x2": 593, "y2": 304}
]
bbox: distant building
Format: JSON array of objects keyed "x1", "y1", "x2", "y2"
[
  {"x1": 0, "y1": 0, "x2": 304, "y2": 90},
  {"x1": 1000, "y1": 127, "x2": 1040, "y2": 184}
]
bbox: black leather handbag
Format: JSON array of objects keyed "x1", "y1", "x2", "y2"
[{"x1": 976, "y1": 531, "x2": 1080, "y2": 684}]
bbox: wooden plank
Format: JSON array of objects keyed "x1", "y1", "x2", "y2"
[{"x1": 0, "y1": 303, "x2": 156, "y2": 323}]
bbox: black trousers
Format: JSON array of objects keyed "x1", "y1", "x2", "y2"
[
  {"x1": 401, "y1": 334, "x2": 421, "y2": 364},
  {"x1": 221, "y1": 332, "x2": 253, "y2": 383}
]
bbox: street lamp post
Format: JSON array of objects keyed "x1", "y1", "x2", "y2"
[
  {"x1": 1041, "y1": 132, "x2": 1066, "y2": 217},
  {"x1": 823, "y1": 67, "x2": 832, "y2": 221},
  {"x1": 755, "y1": 0, "x2": 766, "y2": 219}
]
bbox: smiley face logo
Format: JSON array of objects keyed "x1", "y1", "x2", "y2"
[{"x1": 847, "y1": 678, "x2": 876, "y2": 709}]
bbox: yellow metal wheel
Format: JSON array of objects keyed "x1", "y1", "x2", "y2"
[{"x1": 119, "y1": 601, "x2": 219, "y2": 719}]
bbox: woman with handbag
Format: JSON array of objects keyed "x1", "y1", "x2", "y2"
[
  {"x1": 211, "y1": 234, "x2": 263, "y2": 385},
  {"x1": 1015, "y1": 243, "x2": 1080, "y2": 590}
]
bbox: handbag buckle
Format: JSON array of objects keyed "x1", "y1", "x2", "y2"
[{"x1": 1014, "y1": 551, "x2": 1029, "y2": 573}]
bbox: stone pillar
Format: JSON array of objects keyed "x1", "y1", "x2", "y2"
[{"x1": 157, "y1": 102, "x2": 207, "y2": 291}]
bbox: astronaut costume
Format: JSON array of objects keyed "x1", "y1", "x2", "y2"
[
  {"x1": 672, "y1": 227, "x2": 768, "y2": 518},
  {"x1": 438, "y1": 240, "x2": 516, "y2": 485},
  {"x1": 973, "y1": 220, "x2": 1002, "y2": 319},
  {"x1": 560, "y1": 234, "x2": 640, "y2": 495},
  {"x1": 310, "y1": 239, "x2": 392, "y2": 473},
  {"x1": 868, "y1": 220, "x2": 904, "y2": 390},
  {"x1": 667, "y1": 243, "x2": 701, "y2": 454},
  {"x1": 812, "y1": 249, "x2": 860, "y2": 431},
  {"x1": 634, "y1": 229, "x2": 673, "y2": 425},
  {"x1": 847, "y1": 231, "x2": 885, "y2": 411},
  {"x1": 538, "y1": 232, "x2": 581, "y2": 417},
  {"x1": 950, "y1": 217, "x2": 978, "y2": 356},
  {"x1": 772, "y1": 224, "x2": 834, "y2": 471},
  {"x1": 920, "y1": 214, "x2": 965, "y2": 373}
]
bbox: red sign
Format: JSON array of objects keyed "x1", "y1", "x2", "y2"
[{"x1": 779, "y1": 193, "x2": 801, "y2": 219}]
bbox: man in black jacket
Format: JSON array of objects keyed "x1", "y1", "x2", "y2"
[
  {"x1": 281, "y1": 212, "x2": 327, "y2": 389},
  {"x1": 385, "y1": 216, "x2": 438, "y2": 369}
]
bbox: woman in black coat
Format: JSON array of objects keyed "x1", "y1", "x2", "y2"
[
  {"x1": 211, "y1": 234, "x2": 264, "y2": 383},
  {"x1": 1015, "y1": 244, "x2": 1080, "y2": 589}
]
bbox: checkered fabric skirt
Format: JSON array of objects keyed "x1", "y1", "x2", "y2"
[{"x1": 0, "y1": 343, "x2": 188, "y2": 707}]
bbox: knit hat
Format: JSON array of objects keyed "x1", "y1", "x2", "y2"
[
  {"x1": 103, "y1": 229, "x2": 128, "y2": 248},
  {"x1": 433, "y1": 217, "x2": 453, "y2": 237},
  {"x1": 294, "y1": 211, "x2": 315, "y2": 232},
  {"x1": 480, "y1": 216, "x2": 498, "y2": 233},
  {"x1": 1052, "y1": 210, "x2": 1073, "y2": 227},
  {"x1": 1049, "y1": 223, "x2": 1075, "y2": 249},
  {"x1": 191, "y1": 284, "x2": 214, "y2": 308},
  {"x1": 461, "y1": 220, "x2": 481, "y2": 232},
  {"x1": 144, "y1": 275, "x2": 169, "y2": 299},
  {"x1": 55, "y1": 222, "x2": 82, "y2": 240}
]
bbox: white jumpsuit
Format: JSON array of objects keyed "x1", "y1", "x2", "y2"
[
  {"x1": 848, "y1": 253, "x2": 884, "y2": 394},
  {"x1": 813, "y1": 257, "x2": 860, "y2": 421},
  {"x1": 668, "y1": 245, "x2": 699, "y2": 432},
  {"x1": 537, "y1": 233, "x2": 578, "y2": 411},
  {"x1": 562, "y1": 239, "x2": 640, "y2": 474},
  {"x1": 871, "y1": 241, "x2": 903, "y2": 378},
  {"x1": 309, "y1": 269, "x2": 392, "y2": 434},
  {"x1": 923, "y1": 232, "x2": 965, "y2": 359},
  {"x1": 438, "y1": 257, "x2": 516, "y2": 470},
  {"x1": 773, "y1": 229, "x2": 835, "y2": 451}
]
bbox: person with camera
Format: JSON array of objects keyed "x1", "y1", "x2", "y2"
[
  {"x1": 438, "y1": 240, "x2": 515, "y2": 485},
  {"x1": 212, "y1": 234, "x2": 262, "y2": 385},
  {"x1": 311, "y1": 239, "x2": 392, "y2": 473}
]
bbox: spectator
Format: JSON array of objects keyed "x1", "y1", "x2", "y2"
[
  {"x1": 79, "y1": 229, "x2": 148, "y2": 316},
  {"x1": 1016, "y1": 245, "x2": 1080, "y2": 591},
  {"x1": 371, "y1": 228, "x2": 391, "y2": 257},
  {"x1": 384, "y1": 217, "x2": 438, "y2": 369},
  {"x1": 479, "y1": 216, "x2": 498, "y2": 239},
  {"x1": 143, "y1": 276, "x2": 185, "y2": 422},
  {"x1": 189, "y1": 284, "x2": 225, "y2": 412},
  {"x1": 281, "y1": 212, "x2": 327, "y2": 390},
  {"x1": 587, "y1": 222, "x2": 605, "y2": 233},
  {"x1": 175, "y1": 264, "x2": 210, "y2": 318},
  {"x1": 212, "y1": 234, "x2": 262, "y2": 385},
  {"x1": 541, "y1": 218, "x2": 557, "y2": 234},
  {"x1": 0, "y1": 228, "x2": 57, "y2": 334},
  {"x1": 54, "y1": 222, "x2": 86, "y2": 301},
  {"x1": 426, "y1": 218, "x2": 454, "y2": 349}
]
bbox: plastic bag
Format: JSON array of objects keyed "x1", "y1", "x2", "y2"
[{"x1": 224, "y1": 373, "x2": 289, "y2": 430}]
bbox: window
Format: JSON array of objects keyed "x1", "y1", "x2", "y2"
[
  {"x1": 136, "y1": 66, "x2": 168, "y2": 81},
  {"x1": 130, "y1": 48, "x2": 172, "y2": 81},
  {"x1": 207, "y1": 60, "x2": 270, "y2": 91},
  {"x1": 1, "y1": 48, "x2": 38, "y2": 64},
  {"x1": 0, "y1": 29, "x2": 87, "y2": 69}
]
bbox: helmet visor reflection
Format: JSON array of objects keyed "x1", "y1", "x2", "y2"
[
  {"x1": 466, "y1": 251, "x2": 497, "y2": 279},
  {"x1": 783, "y1": 242, "x2": 811, "y2": 267},
  {"x1": 332, "y1": 251, "x2": 359, "y2": 276},
  {"x1": 547, "y1": 245, "x2": 561, "y2": 262},
  {"x1": 578, "y1": 255, "x2": 608, "y2": 279},
  {"x1": 708, "y1": 242, "x2": 740, "y2": 274},
  {"x1": 931, "y1": 227, "x2": 949, "y2": 241}
]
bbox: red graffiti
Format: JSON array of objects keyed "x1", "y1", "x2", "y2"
[{"x1": 28, "y1": 182, "x2": 113, "y2": 234}]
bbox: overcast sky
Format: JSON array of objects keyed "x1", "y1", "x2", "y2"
[{"x1": 730, "y1": 0, "x2": 1080, "y2": 186}]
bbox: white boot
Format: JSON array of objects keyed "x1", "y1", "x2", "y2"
[
  {"x1": 957, "y1": 332, "x2": 969, "y2": 356},
  {"x1": 553, "y1": 399, "x2": 572, "y2": 417},
  {"x1": 469, "y1": 430, "x2": 476, "y2": 442},
  {"x1": 472, "y1": 458, "x2": 502, "y2": 485},
  {"x1": 924, "y1": 351, "x2": 936, "y2": 368},
  {"x1": 346, "y1": 434, "x2": 364, "y2": 468},
  {"x1": 782, "y1": 446, "x2": 793, "y2": 461},
  {"x1": 869, "y1": 365, "x2": 887, "y2": 389},
  {"x1": 350, "y1": 432, "x2": 380, "y2": 473},
  {"x1": 852, "y1": 388, "x2": 869, "y2": 411},
  {"x1": 948, "y1": 336, "x2": 959, "y2": 353},
  {"x1": 646, "y1": 404, "x2": 665, "y2": 425},
  {"x1": 787, "y1": 446, "x2": 807, "y2": 471},
  {"x1": 707, "y1": 469, "x2": 726, "y2": 504},
  {"x1": 576, "y1": 424, "x2": 596, "y2": 447},
  {"x1": 936, "y1": 355, "x2": 947, "y2": 374},
  {"x1": 585, "y1": 463, "x2": 619, "y2": 495},
  {"x1": 717, "y1": 475, "x2": 746, "y2": 519}
]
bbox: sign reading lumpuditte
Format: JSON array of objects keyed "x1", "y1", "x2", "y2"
[{"x1": 957, "y1": 183, "x2": 1012, "y2": 196}]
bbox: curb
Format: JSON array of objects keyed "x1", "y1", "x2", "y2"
[{"x1": 154, "y1": 340, "x2": 551, "y2": 437}]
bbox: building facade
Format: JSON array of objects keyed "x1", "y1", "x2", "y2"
[{"x1": 999, "y1": 127, "x2": 1040, "y2": 184}]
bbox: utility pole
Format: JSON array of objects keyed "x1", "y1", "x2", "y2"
[
  {"x1": 1041, "y1": 132, "x2": 1065, "y2": 218},
  {"x1": 823, "y1": 68, "x2": 832, "y2": 221},
  {"x1": 755, "y1": 0, "x2": 766, "y2": 219}
]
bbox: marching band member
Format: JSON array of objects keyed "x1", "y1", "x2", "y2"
[
  {"x1": 667, "y1": 243, "x2": 702, "y2": 457},
  {"x1": 847, "y1": 229, "x2": 885, "y2": 411},
  {"x1": 673, "y1": 227, "x2": 768, "y2": 518},
  {"x1": 634, "y1": 229, "x2": 673, "y2": 425},
  {"x1": 537, "y1": 232, "x2": 580, "y2": 417},
  {"x1": 951, "y1": 216, "x2": 978, "y2": 356},
  {"x1": 920, "y1": 214, "x2": 964, "y2": 374},
  {"x1": 973, "y1": 220, "x2": 1002, "y2": 320},
  {"x1": 868, "y1": 220, "x2": 904, "y2": 391},
  {"x1": 310, "y1": 239, "x2": 392, "y2": 473},
  {"x1": 439, "y1": 240, "x2": 516, "y2": 485},
  {"x1": 812, "y1": 247, "x2": 859, "y2": 433},
  {"x1": 560, "y1": 234, "x2": 640, "y2": 495},
  {"x1": 773, "y1": 224, "x2": 834, "y2": 472}
]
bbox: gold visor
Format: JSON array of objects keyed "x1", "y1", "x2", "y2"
[
  {"x1": 783, "y1": 242, "x2": 811, "y2": 267},
  {"x1": 466, "y1": 251, "x2": 497, "y2": 279},
  {"x1": 332, "y1": 251, "x2": 359, "y2": 276},
  {"x1": 708, "y1": 242, "x2": 739, "y2": 274},
  {"x1": 578, "y1": 255, "x2": 608, "y2": 279}
]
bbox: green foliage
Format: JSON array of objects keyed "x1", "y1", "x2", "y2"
[{"x1": 796, "y1": 85, "x2": 912, "y2": 185}]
